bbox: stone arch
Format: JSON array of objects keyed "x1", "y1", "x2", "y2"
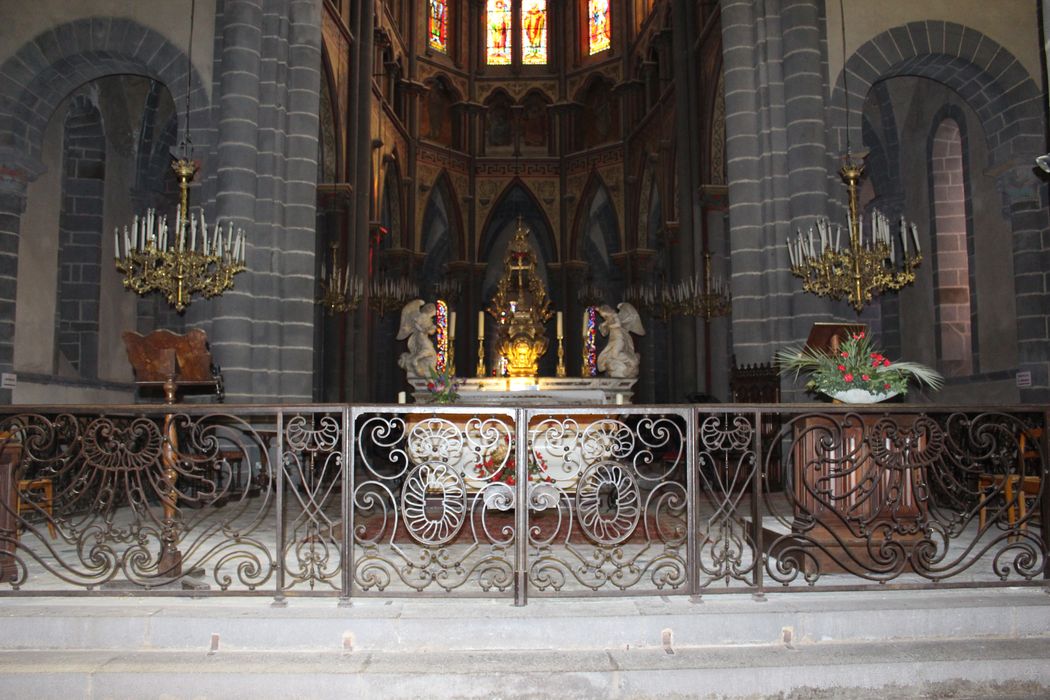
[
  {"x1": 0, "y1": 17, "x2": 211, "y2": 172},
  {"x1": 830, "y1": 22, "x2": 1042, "y2": 168},
  {"x1": 519, "y1": 89, "x2": 552, "y2": 152},
  {"x1": 422, "y1": 74, "x2": 462, "y2": 148},
  {"x1": 832, "y1": 22, "x2": 1047, "y2": 400},
  {"x1": 573, "y1": 74, "x2": 620, "y2": 149},
  {"x1": 482, "y1": 88, "x2": 515, "y2": 152}
]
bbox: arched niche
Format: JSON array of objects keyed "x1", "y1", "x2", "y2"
[
  {"x1": 573, "y1": 174, "x2": 622, "y2": 305},
  {"x1": 419, "y1": 171, "x2": 462, "y2": 299},
  {"x1": 478, "y1": 181, "x2": 556, "y2": 305}
]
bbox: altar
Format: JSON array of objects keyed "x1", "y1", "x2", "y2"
[{"x1": 408, "y1": 376, "x2": 637, "y2": 405}]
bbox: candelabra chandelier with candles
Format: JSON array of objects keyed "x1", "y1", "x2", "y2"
[
  {"x1": 115, "y1": 159, "x2": 246, "y2": 313},
  {"x1": 432, "y1": 276, "x2": 462, "y2": 304},
  {"x1": 317, "y1": 242, "x2": 363, "y2": 314},
  {"x1": 369, "y1": 273, "x2": 418, "y2": 315},
  {"x1": 675, "y1": 251, "x2": 731, "y2": 320},
  {"x1": 576, "y1": 276, "x2": 604, "y2": 307},
  {"x1": 624, "y1": 279, "x2": 677, "y2": 322},
  {"x1": 787, "y1": 152, "x2": 922, "y2": 313}
]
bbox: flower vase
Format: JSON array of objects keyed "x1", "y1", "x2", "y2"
[{"x1": 827, "y1": 388, "x2": 899, "y2": 404}]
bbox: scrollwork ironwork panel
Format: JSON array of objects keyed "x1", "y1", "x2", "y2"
[
  {"x1": 0, "y1": 410, "x2": 277, "y2": 592},
  {"x1": 351, "y1": 409, "x2": 516, "y2": 595},
  {"x1": 279, "y1": 411, "x2": 346, "y2": 592},
  {"x1": 762, "y1": 411, "x2": 1046, "y2": 586},
  {"x1": 525, "y1": 410, "x2": 689, "y2": 594},
  {"x1": 694, "y1": 411, "x2": 760, "y2": 588}
]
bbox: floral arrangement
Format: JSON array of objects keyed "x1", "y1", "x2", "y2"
[
  {"x1": 425, "y1": 365, "x2": 461, "y2": 404},
  {"x1": 775, "y1": 331, "x2": 943, "y2": 400},
  {"x1": 472, "y1": 435, "x2": 554, "y2": 487}
]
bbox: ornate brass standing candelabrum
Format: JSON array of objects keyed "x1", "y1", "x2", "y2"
[
  {"x1": 787, "y1": 152, "x2": 922, "y2": 313},
  {"x1": 115, "y1": 159, "x2": 246, "y2": 313}
]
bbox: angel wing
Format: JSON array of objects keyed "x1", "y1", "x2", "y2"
[
  {"x1": 616, "y1": 302, "x2": 645, "y2": 336},
  {"x1": 396, "y1": 299, "x2": 425, "y2": 340}
]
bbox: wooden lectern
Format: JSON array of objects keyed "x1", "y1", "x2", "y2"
[
  {"x1": 122, "y1": 328, "x2": 223, "y2": 403},
  {"x1": 803, "y1": 322, "x2": 867, "y2": 356},
  {"x1": 122, "y1": 329, "x2": 222, "y2": 579},
  {"x1": 784, "y1": 323, "x2": 924, "y2": 573}
]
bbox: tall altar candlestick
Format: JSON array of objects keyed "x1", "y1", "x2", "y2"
[
  {"x1": 556, "y1": 311, "x2": 563, "y2": 337},
  {"x1": 449, "y1": 312, "x2": 457, "y2": 340}
]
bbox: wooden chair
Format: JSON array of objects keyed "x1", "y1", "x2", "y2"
[
  {"x1": 16, "y1": 478, "x2": 57, "y2": 539},
  {"x1": 978, "y1": 427, "x2": 1043, "y2": 533}
]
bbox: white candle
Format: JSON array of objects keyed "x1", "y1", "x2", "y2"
[
  {"x1": 397, "y1": 391, "x2": 406, "y2": 404},
  {"x1": 911, "y1": 223, "x2": 921, "y2": 254},
  {"x1": 615, "y1": 393, "x2": 624, "y2": 405},
  {"x1": 556, "y1": 311, "x2": 563, "y2": 337},
  {"x1": 477, "y1": 311, "x2": 485, "y2": 339},
  {"x1": 449, "y1": 312, "x2": 457, "y2": 340}
]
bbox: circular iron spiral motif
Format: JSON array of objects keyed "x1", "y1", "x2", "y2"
[
  {"x1": 400, "y1": 462, "x2": 467, "y2": 545},
  {"x1": 575, "y1": 460, "x2": 641, "y2": 545}
]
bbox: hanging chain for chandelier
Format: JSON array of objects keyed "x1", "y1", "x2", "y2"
[
  {"x1": 114, "y1": 0, "x2": 247, "y2": 313},
  {"x1": 786, "y1": 0, "x2": 922, "y2": 313}
]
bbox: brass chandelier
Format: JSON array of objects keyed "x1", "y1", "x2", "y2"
[
  {"x1": 317, "y1": 242, "x2": 363, "y2": 314},
  {"x1": 115, "y1": 159, "x2": 246, "y2": 313},
  {"x1": 114, "y1": 0, "x2": 246, "y2": 313},
  {"x1": 675, "y1": 251, "x2": 731, "y2": 320},
  {"x1": 788, "y1": 153, "x2": 922, "y2": 314},
  {"x1": 788, "y1": 0, "x2": 921, "y2": 313}
]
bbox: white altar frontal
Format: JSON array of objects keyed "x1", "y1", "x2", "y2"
[{"x1": 408, "y1": 377, "x2": 637, "y2": 405}]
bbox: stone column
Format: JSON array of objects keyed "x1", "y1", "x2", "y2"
[
  {"x1": 350, "y1": 0, "x2": 375, "y2": 401},
  {"x1": 202, "y1": 0, "x2": 322, "y2": 402},
  {"x1": 722, "y1": 0, "x2": 837, "y2": 373}
]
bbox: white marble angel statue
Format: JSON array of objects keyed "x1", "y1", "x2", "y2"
[
  {"x1": 597, "y1": 302, "x2": 645, "y2": 378},
  {"x1": 397, "y1": 299, "x2": 438, "y2": 378}
]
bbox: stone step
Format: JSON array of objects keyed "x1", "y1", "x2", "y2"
[
  {"x1": 0, "y1": 588, "x2": 1048, "y2": 653},
  {"x1": 0, "y1": 638, "x2": 1048, "y2": 699}
]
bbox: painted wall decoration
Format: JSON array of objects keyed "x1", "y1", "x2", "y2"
[
  {"x1": 487, "y1": 0, "x2": 513, "y2": 65},
  {"x1": 428, "y1": 0, "x2": 449, "y2": 53},
  {"x1": 522, "y1": 0, "x2": 547, "y2": 65},
  {"x1": 588, "y1": 0, "x2": 611, "y2": 55}
]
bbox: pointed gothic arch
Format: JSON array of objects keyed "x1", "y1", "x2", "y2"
[
  {"x1": 419, "y1": 170, "x2": 465, "y2": 297},
  {"x1": 478, "y1": 180, "x2": 556, "y2": 303},
  {"x1": 572, "y1": 172, "x2": 623, "y2": 303}
]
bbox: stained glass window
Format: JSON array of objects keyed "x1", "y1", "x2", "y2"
[
  {"x1": 521, "y1": 0, "x2": 547, "y2": 65},
  {"x1": 435, "y1": 300, "x2": 449, "y2": 371},
  {"x1": 486, "y1": 0, "x2": 512, "y2": 65},
  {"x1": 428, "y1": 0, "x2": 449, "y2": 53},
  {"x1": 583, "y1": 307, "x2": 598, "y2": 376},
  {"x1": 588, "y1": 0, "x2": 611, "y2": 55}
]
